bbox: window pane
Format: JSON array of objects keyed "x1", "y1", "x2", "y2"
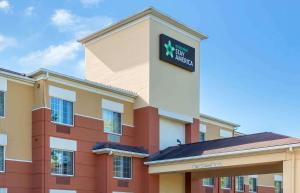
[
  {"x1": 221, "y1": 177, "x2": 231, "y2": 189},
  {"x1": 235, "y1": 176, "x2": 244, "y2": 192},
  {"x1": 203, "y1": 178, "x2": 214, "y2": 186},
  {"x1": 249, "y1": 178, "x2": 257, "y2": 192},
  {"x1": 103, "y1": 109, "x2": 121, "y2": 134},
  {"x1": 200, "y1": 132, "x2": 205, "y2": 142},
  {"x1": 275, "y1": 181, "x2": 282, "y2": 193},
  {"x1": 0, "y1": 146, "x2": 4, "y2": 171},
  {"x1": 51, "y1": 97, "x2": 73, "y2": 125},
  {"x1": 51, "y1": 149, "x2": 74, "y2": 175},
  {"x1": 0, "y1": 91, "x2": 4, "y2": 117},
  {"x1": 113, "y1": 156, "x2": 131, "y2": 178}
]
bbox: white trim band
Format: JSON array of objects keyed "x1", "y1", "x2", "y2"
[
  {"x1": 49, "y1": 85, "x2": 76, "y2": 102},
  {"x1": 102, "y1": 99, "x2": 124, "y2": 113},
  {"x1": 50, "y1": 190, "x2": 76, "y2": 193},
  {"x1": 50, "y1": 137, "x2": 77, "y2": 151},
  {"x1": 93, "y1": 148, "x2": 149, "y2": 158},
  {"x1": 159, "y1": 109, "x2": 193, "y2": 123},
  {"x1": 0, "y1": 134, "x2": 7, "y2": 146}
]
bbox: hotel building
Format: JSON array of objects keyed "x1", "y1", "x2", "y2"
[{"x1": 0, "y1": 7, "x2": 299, "y2": 193}]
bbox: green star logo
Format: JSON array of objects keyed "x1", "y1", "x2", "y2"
[{"x1": 164, "y1": 40, "x2": 175, "y2": 58}]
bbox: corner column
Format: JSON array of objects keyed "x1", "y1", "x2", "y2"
[{"x1": 283, "y1": 149, "x2": 300, "y2": 193}]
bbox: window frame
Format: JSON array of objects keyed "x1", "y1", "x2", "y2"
[
  {"x1": 113, "y1": 155, "x2": 132, "y2": 180},
  {"x1": 199, "y1": 131, "x2": 206, "y2": 142},
  {"x1": 102, "y1": 108, "x2": 122, "y2": 136},
  {"x1": 0, "y1": 145, "x2": 5, "y2": 173},
  {"x1": 50, "y1": 148, "x2": 75, "y2": 177},
  {"x1": 0, "y1": 91, "x2": 6, "y2": 118},
  {"x1": 235, "y1": 176, "x2": 245, "y2": 192},
  {"x1": 249, "y1": 177, "x2": 257, "y2": 193},
  {"x1": 50, "y1": 97, "x2": 74, "y2": 127},
  {"x1": 221, "y1": 176, "x2": 232, "y2": 190},
  {"x1": 202, "y1": 177, "x2": 214, "y2": 187}
]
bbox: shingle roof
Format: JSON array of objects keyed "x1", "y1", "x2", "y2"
[
  {"x1": 148, "y1": 132, "x2": 300, "y2": 162},
  {"x1": 93, "y1": 142, "x2": 148, "y2": 154},
  {"x1": 0, "y1": 67, "x2": 26, "y2": 76}
]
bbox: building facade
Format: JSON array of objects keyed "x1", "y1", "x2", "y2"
[{"x1": 0, "y1": 7, "x2": 296, "y2": 193}]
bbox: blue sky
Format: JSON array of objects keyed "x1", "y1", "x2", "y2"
[{"x1": 0, "y1": 0, "x2": 299, "y2": 137}]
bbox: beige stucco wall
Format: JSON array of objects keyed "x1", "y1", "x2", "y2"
[
  {"x1": 149, "y1": 18, "x2": 200, "y2": 118},
  {"x1": 0, "y1": 80, "x2": 33, "y2": 160},
  {"x1": 84, "y1": 19, "x2": 150, "y2": 109},
  {"x1": 45, "y1": 81, "x2": 134, "y2": 126},
  {"x1": 160, "y1": 173, "x2": 185, "y2": 193},
  {"x1": 202, "y1": 121, "x2": 233, "y2": 140}
]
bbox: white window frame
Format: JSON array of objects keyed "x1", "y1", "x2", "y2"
[
  {"x1": 221, "y1": 176, "x2": 232, "y2": 190},
  {"x1": 249, "y1": 176, "x2": 258, "y2": 193},
  {"x1": 235, "y1": 176, "x2": 244, "y2": 192},
  {"x1": 49, "y1": 189, "x2": 76, "y2": 193},
  {"x1": 102, "y1": 109, "x2": 122, "y2": 136},
  {"x1": 202, "y1": 177, "x2": 214, "y2": 187},
  {"x1": 50, "y1": 97, "x2": 74, "y2": 127},
  {"x1": 113, "y1": 155, "x2": 132, "y2": 180},
  {"x1": 50, "y1": 148, "x2": 75, "y2": 177},
  {"x1": 0, "y1": 145, "x2": 5, "y2": 173}
]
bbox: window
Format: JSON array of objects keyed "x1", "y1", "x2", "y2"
[
  {"x1": 235, "y1": 176, "x2": 244, "y2": 192},
  {"x1": 0, "y1": 188, "x2": 7, "y2": 193},
  {"x1": 51, "y1": 149, "x2": 74, "y2": 176},
  {"x1": 199, "y1": 123, "x2": 206, "y2": 142},
  {"x1": 50, "y1": 97, "x2": 73, "y2": 126},
  {"x1": 220, "y1": 129, "x2": 232, "y2": 138},
  {"x1": 0, "y1": 91, "x2": 4, "y2": 117},
  {"x1": 103, "y1": 109, "x2": 121, "y2": 135},
  {"x1": 0, "y1": 146, "x2": 4, "y2": 172},
  {"x1": 221, "y1": 177, "x2": 231, "y2": 189},
  {"x1": 249, "y1": 177, "x2": 257, "y2": 192},
  {"x1": 113, "y1": 156, "x2": 132, "y2": 179},
  {"x1": 275, "y1": 180, "x2": 282, "y2": 193},
  {"x1": 203, "y1": 178, "x2": 214, "y2": 187}
]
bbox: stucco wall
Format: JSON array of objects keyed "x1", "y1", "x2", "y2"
[{"x1": 160, "y1": 173, "x2": 185, "y2": 193}]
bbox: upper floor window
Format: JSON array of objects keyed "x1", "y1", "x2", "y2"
[
  {"x1": 103, "y1": 109, "x2": 122, "y2": 135},
  {"x1": 0, "y1": 188, "x2": 7, "y2": 193},
  {"x1": 235, "y1": 176, "x2": 244, "y2": 192},
  {"x1": 113, "y1": 156, "x2": 132, "y2": 179},
  {"x1": 0, "y1": 91, "x2": 5, "y2": 117},
  {"x1": 274, "y1": 175, "x2": 283, "y2": 193},
  {"x1": 51, "y1": 149, "x2": 74, "y2": 176},
  {"x1": 220, "y1": 129, "x2": 232, "y2": 138},
  {"x1": 0, "y1": 146, "x2": 4, "y2": 172},
  {"x1": 50, "y1": 97, "x2": 74, "y2": 126},
  {"x1": 249, "y1": 176, "x2": 257, "y2": 192},
  {"x1": 203, "y1": 178, "x2": 214, "y2": 187},
  {"x1": 221, "y1": 176, "x2": 232, "y2": 189},
  {"x1": 199, "y1": 123, "x2": 206, "y2": 142}
]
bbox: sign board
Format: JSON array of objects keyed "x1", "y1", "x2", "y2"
[{"x1": 159, "y1": 34, "x2": 195, "y2": 72}]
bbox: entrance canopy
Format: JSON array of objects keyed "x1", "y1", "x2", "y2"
[{"x1": 145, "y1": 132, "x2": 300, "y2": 193}]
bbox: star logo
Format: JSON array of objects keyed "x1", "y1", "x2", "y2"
[{"x1": 164, "y1": 40, "x2": 175, "y2": 58}]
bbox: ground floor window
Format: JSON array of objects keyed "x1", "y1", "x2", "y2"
[
  {"x1": 113, "y1": 156, "x2": 132, "y2": 179},
  {"x1": 51, "y1": 149, "x2": 74, "y2": 176},
  {"x1": 235, "y1": 176, "x2": 244, "y2": 192},
  {"x1": 0, "y1": 146, "x2": 4, "y2": 172},
  {"x1": 275, "y1": 180, "x2": 283, "y2": 193},
  {"x1": 221, "y1": 177, "x2": 232, "y2": 189},
  {"x1": 203, "y1": 178, "x2": 214, "y2": 186},
  {"x1": 249, "y1": 177, "x2": 257, "y2": 192},
  {"x1": 0, "y1": 188, "x2": 7, "y2": 193}
]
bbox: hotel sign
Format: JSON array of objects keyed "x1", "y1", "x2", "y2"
[
  {"x1": 191, "y1": 163, "x2": 222, "y2": 169},
  {"x1": 159, "y1": 34, "x2": 195, "y2": 72}
]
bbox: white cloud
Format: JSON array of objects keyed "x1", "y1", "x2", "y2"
[
  {"x1": 0, "y1": 0, "x2": 10, "y2": 12},
  {"x1": 80, "y1": 0, "x2": 103, "y2": 7},
  {"x1": 19, "y1": 41, "x2": 81, "y2": 68},
  {"x1": 51, "y1": 9, "x2": 113, "y2": 39},
  {"x1": 0, "y1": 34, "x2": 17, "y2": 51},
  {"x1": 24, "y1": 6, "x2": 34, "y2": 16}
]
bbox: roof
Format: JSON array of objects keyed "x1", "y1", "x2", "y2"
[
  {"x1": 200, "y1": 113, "x2": 240, "y2": 128},
  {"x1": 0, "y1": 67, "x2": 35, "y2": 84},
  {"x1": 79, "y1": 7, "x2": 208, "y2": 44},
  {"x1": 93, "y1": 142, "x2": 149, "y2": 156},
  {"x1": 28, "y1": 68, "x2": 138, "y2": 98},
  {"x1": 147, "y1": 132, "x2": 300, "y2": 162}
]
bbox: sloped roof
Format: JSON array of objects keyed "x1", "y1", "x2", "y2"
[{"x1": 148, "y1": 132, "x2": 300, "y2": 162}]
